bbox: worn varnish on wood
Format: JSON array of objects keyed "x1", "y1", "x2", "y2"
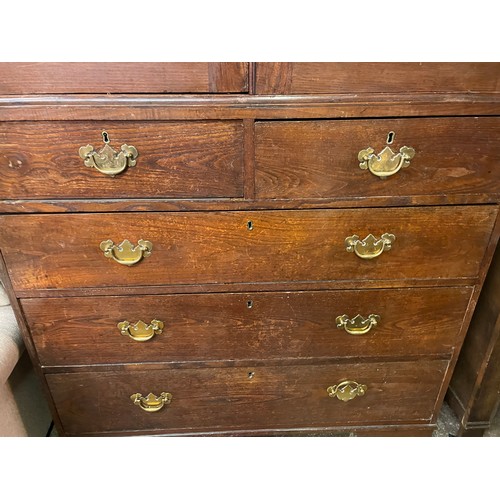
[
  {"x1": 0, "y1": 206, "x2": 496, "y2": 291},
  {"x1": 21, "y1": 287, "x2": 472, "y2": 366},
  {"x1": 46, "y1": 359, "x2": 449, "y2": 435},
  {"x1": 1, "y1": 63, "x2": 499, "y2": 437}
]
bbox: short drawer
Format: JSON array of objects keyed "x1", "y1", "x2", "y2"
[
  {"x1": 255, "y1": 118, "x2": 500, "y2": 200},
  {"x1": 0, "y1": 206, "x2": 496, "y2": 291},
  {"x1": 22, "y1": 287, "x2": 472, "y2": 366},
  {"x1": 46, "y1": 359, "x2": 449, "y2": 435},
  {"x1": 0, "y1": 120, "x2": 243, "y2": 199}
]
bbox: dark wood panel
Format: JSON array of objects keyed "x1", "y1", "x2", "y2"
[
  {"x1": 255, "y1": 118, "x2": 500, "y2": 200},
  {"x1": 0, "y1": 121, "x2": 244, "y2": 200},
  {"x1": 447, "y1": 243, "x2": 500, "y2": 432},
  {"x1": 21, "y1": 287, "x2": 471, "y2": 366},
  {"x1": 255, "y1": 63, "x2": 500, "y2": 94},
  {"x1": 0, "y1": 206, "x2": 496, "y2": 292},
  {"x1": 0, "y1": 63, "x2": 248, "y2": 94},
  {"x1": 46, "y1": 359, "x2": 448, "y2": 435}
]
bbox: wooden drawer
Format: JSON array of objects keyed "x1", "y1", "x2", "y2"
[
  {"x1": 22, "y1": 287, "x2": 472, "y2": 366},
  {"x1": 0, "y1": 206, "x2": 496, "y2": 292},
  {"x1": 46, "y1": 359, "x2": 448, "y2": 435},
  {"x1": 0, "y1": 121, "x2": 244, "y2": 200},
  {"x1": 255, "y1": 63, "x2": 500, "y2": 94},
  {"x1": 0, "y1": 63, "x2": 248, "y2": 94},
  {"x1": 255, "y1": 118, "x2": 500, "y2": 200}
]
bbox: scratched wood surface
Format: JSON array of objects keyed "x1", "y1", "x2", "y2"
[
  {"x1": 255, "y1": 117, "x2": 500, "y2": 200},
  {"x1": 0, "y1": 121, "x2": 244, "y2": 199},
  {"x1": 21, "y1": 287, "x2": 471, "y2": 366},
  {"x1": 0, "y1": 206, "x2": 496, "y2": 292},
  {"x1": 46, "y1": 359, "x2": 448, "y2": 435}
]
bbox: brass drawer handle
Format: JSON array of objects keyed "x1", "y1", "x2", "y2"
[
  {"x1": 100, "y1": 239, "x2": 152, "y2": 266},
  {"x1": 327, "y1": 381, "x2": 367, "y2": 402},
  {"x1": 79, "y1": 130, "x2": 138, "y2": 177},
  {"x1": 358, "y1": 132, "x2": 415, "y2": 179},
  {"x1": 336, "y1": 314, "x2": 380, "y2": 335},
  {"x1": 118, "y1": 320, "x2": 164, "y2": 342},
  {"x1": 130, "y1": 392, "x2": 172, "y2": 413},
  {"x1": 345, "y1": 233, "x2": 395, "y2": 260}
]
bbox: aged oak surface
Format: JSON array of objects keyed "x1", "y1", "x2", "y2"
[
  {"x1": 21, "y1": 287, "x2": 471, "y2": 366},
  {"x1": 255, "y1": 117, "x2": 500, "y2": 200},
  {"x1": 0, "y1": 206, "x2": 496, "y2": 291},
  {"x1": 255, "y1": 63, "x2": 500, "y2": 94},
  {"x1": 46, "y1": 359, "x2": 449, "y2": 435},
  {"x1": 0, "y1": 121, "x2": 244, "y2": 199},
  {"x1": 0, "y1": 63, "x2": 249, "y2": 94},
  {"x1": 1, "y1": 63, "x2": 499, "y2": 436}
]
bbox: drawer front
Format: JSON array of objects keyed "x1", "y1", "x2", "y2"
[
  {"x1": 46, "y1": 360, "x2": 448, "y2": 434},
  {"x1": 255, "y1": 63, "x2": 500, "y2": 94},
  {"x1": 0, "y1": 206, "x2": 496, "y2": 291},
  {"x1": 0, "y1": 62, "x2": 248, "y2": 94},
  {"x1": 255, "y1": 118, "x2": 500, "y2": 200},
  {"x1": 23, "y1": 287, "x2": 471, "y2": 366},
  {"x1": 0, "y1": 121, "x2": 244, "y2": 199}
]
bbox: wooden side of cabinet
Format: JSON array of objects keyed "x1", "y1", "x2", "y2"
[{"x1": 447, "y1": 244, "x2": 500, "y2": 435}]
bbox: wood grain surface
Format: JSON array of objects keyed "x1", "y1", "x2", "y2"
[
  {"x1": 255, "y1": 117, "x2": 500, "y2": 200},
  {"x1": 0, "y1": 120, "x2": 244, "y2": 199},
  {"x1": 46, "y1": 359, "x2": 449, "y2": 435},
  {"x1": 21, "y1": 287, "x2": 471, "y2": 366},
  {"x1": 0, "y1": 206, "x2": 496, "y2": 292},
  {"x1": 0, "y1": 63, "x2": 248, "y2": 94},
  {"x1": 256, "y1": 63, "x2": 500, "y2": 94}
]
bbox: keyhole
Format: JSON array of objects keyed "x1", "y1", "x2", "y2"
[
  {"x1": 248, "y1": 372, "x2": 255, "y2": 379},
  {"x1": 386, "y1": 131, "x2": 395, "y2": 144},
  {"x1": 102, "y1": 131, "x2": 110, "y2": 143},
  {"x1": 247, "y1": 300, "x2": 253, "y2": 309},
  {"x1": 247, "y1": 221, "x2": 253, "y2": 231}
]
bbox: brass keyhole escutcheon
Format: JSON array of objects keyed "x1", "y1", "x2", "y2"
[
  {"x1": 358, "y1": 132, "x2": 415, "y2": 179},
  {"x1": 79, "y1": 130, "x2": 138, "y2": 177}
]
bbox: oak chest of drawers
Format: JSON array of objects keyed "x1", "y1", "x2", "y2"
[{"x1": 1, "y1": 62, "x2": 499, "y2": 436}]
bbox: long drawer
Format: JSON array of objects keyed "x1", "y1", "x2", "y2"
[
  {"x1": 255, "y1": 118, "x2": 500, "y2": 200},
  {"x1": 0, "y1": 121, "x2": 244, "y2": 199},
  {"x1": 46, "y1": 359, "x2": 449, "y2": 435},
  {"x1": 22, "y1": 287, "x2": 472, "y2": 366},
  {"x1": 0, "y1": 206, "x2": 496, "y2": 292}
]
